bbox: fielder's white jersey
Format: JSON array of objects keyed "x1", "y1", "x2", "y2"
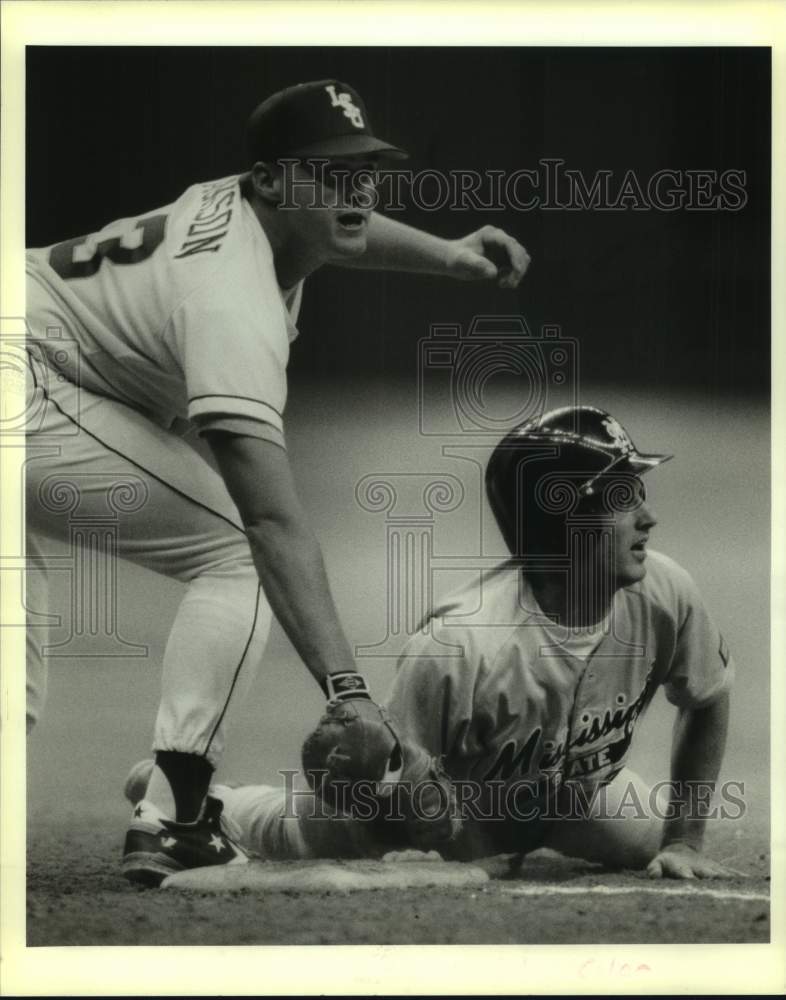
[
  {"x1": 385, "y1": 551, "x2": 733, "y2": 795},
  {"x1": 26, "y1": 176, "x2": 302, "y2": 441}
]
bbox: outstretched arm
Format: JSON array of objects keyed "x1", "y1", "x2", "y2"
[
  {"x1": 648, "y1": 690, "x2": 738, "y2": 879},
  {"x1": 207, "y1": 432, "x2": 355, "y2": 687},
  {"x1": 339, "y1": 213, "x2": 531, "y2": 289}
]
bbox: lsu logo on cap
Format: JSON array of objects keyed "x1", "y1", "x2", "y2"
[{"x1": 325, "y1": 83, "x2": 365, "y2": 129}]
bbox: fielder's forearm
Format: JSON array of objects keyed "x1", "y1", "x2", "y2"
[
  {"x1": 338, "y1": 212, "x2": 452, "y2": 275},
  {"x1": 245, "y1": 515, "x2": 356, "y2": 685},
  {"x1": 207, "y1": 433, "x2": 356, "y2": 688},
  {"x1": 661, "y1": 691, "x2": 730, "y2": 849}
]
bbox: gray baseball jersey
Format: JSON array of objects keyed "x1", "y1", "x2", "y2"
[{"x1": 385, "y1": 550, "x2": 733, "y2": 796}]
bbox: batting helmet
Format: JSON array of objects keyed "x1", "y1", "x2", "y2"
[{"x1": 485, "y1": 405, "x2": 672, "y2": 556}]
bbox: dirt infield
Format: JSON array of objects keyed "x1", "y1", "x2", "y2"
[{"x1": 26, "y1": 812, "x2": 769, "y2": 946}]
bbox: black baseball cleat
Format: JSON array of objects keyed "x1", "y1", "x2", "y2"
[{"x1": 122, "y1": 796, "x2": 248, "y2": 887}]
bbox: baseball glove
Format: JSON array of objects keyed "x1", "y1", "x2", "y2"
[{"x1": 301, "y1": 697, "x2": 462, "y2": 851}]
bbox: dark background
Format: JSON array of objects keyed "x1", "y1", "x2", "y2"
[{"x1": 26, "y1": 46, "x2": 770, "y2": 395}]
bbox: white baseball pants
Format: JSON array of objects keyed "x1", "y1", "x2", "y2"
[{"x1": 25, "y1": 349, "x2": 272, "y2": 766}]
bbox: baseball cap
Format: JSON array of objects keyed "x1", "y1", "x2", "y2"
[{"x1": 246, "y1": 79, "x2": 408, "y2": 163}]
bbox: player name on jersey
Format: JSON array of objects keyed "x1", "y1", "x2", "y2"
[{"x1": 175, "y1": 177, "x2": 237, "y2": 258}]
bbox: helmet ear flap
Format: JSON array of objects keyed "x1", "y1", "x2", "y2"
[{"x1": 486, "y1": 441, "x2": 579, "y2": 558}]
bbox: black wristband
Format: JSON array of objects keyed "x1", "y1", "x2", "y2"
[{"x1": 323, "y1": 671, "x2": 372, "y2": 702}]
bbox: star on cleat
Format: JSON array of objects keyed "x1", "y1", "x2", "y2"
[
  {"x1": 209, "y1": 833, "x2": 225, "y2": 853},
  {"x1": 161, "y1": 836, "x2": 177, "y2": 848},
  {"x1": 133, "y1": 805, "x2": 143, "y2": 818}
]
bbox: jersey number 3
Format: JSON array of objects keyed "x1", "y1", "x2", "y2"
[{"x1": 49, "y1": 214, "x2": 167, "y2": 280}]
